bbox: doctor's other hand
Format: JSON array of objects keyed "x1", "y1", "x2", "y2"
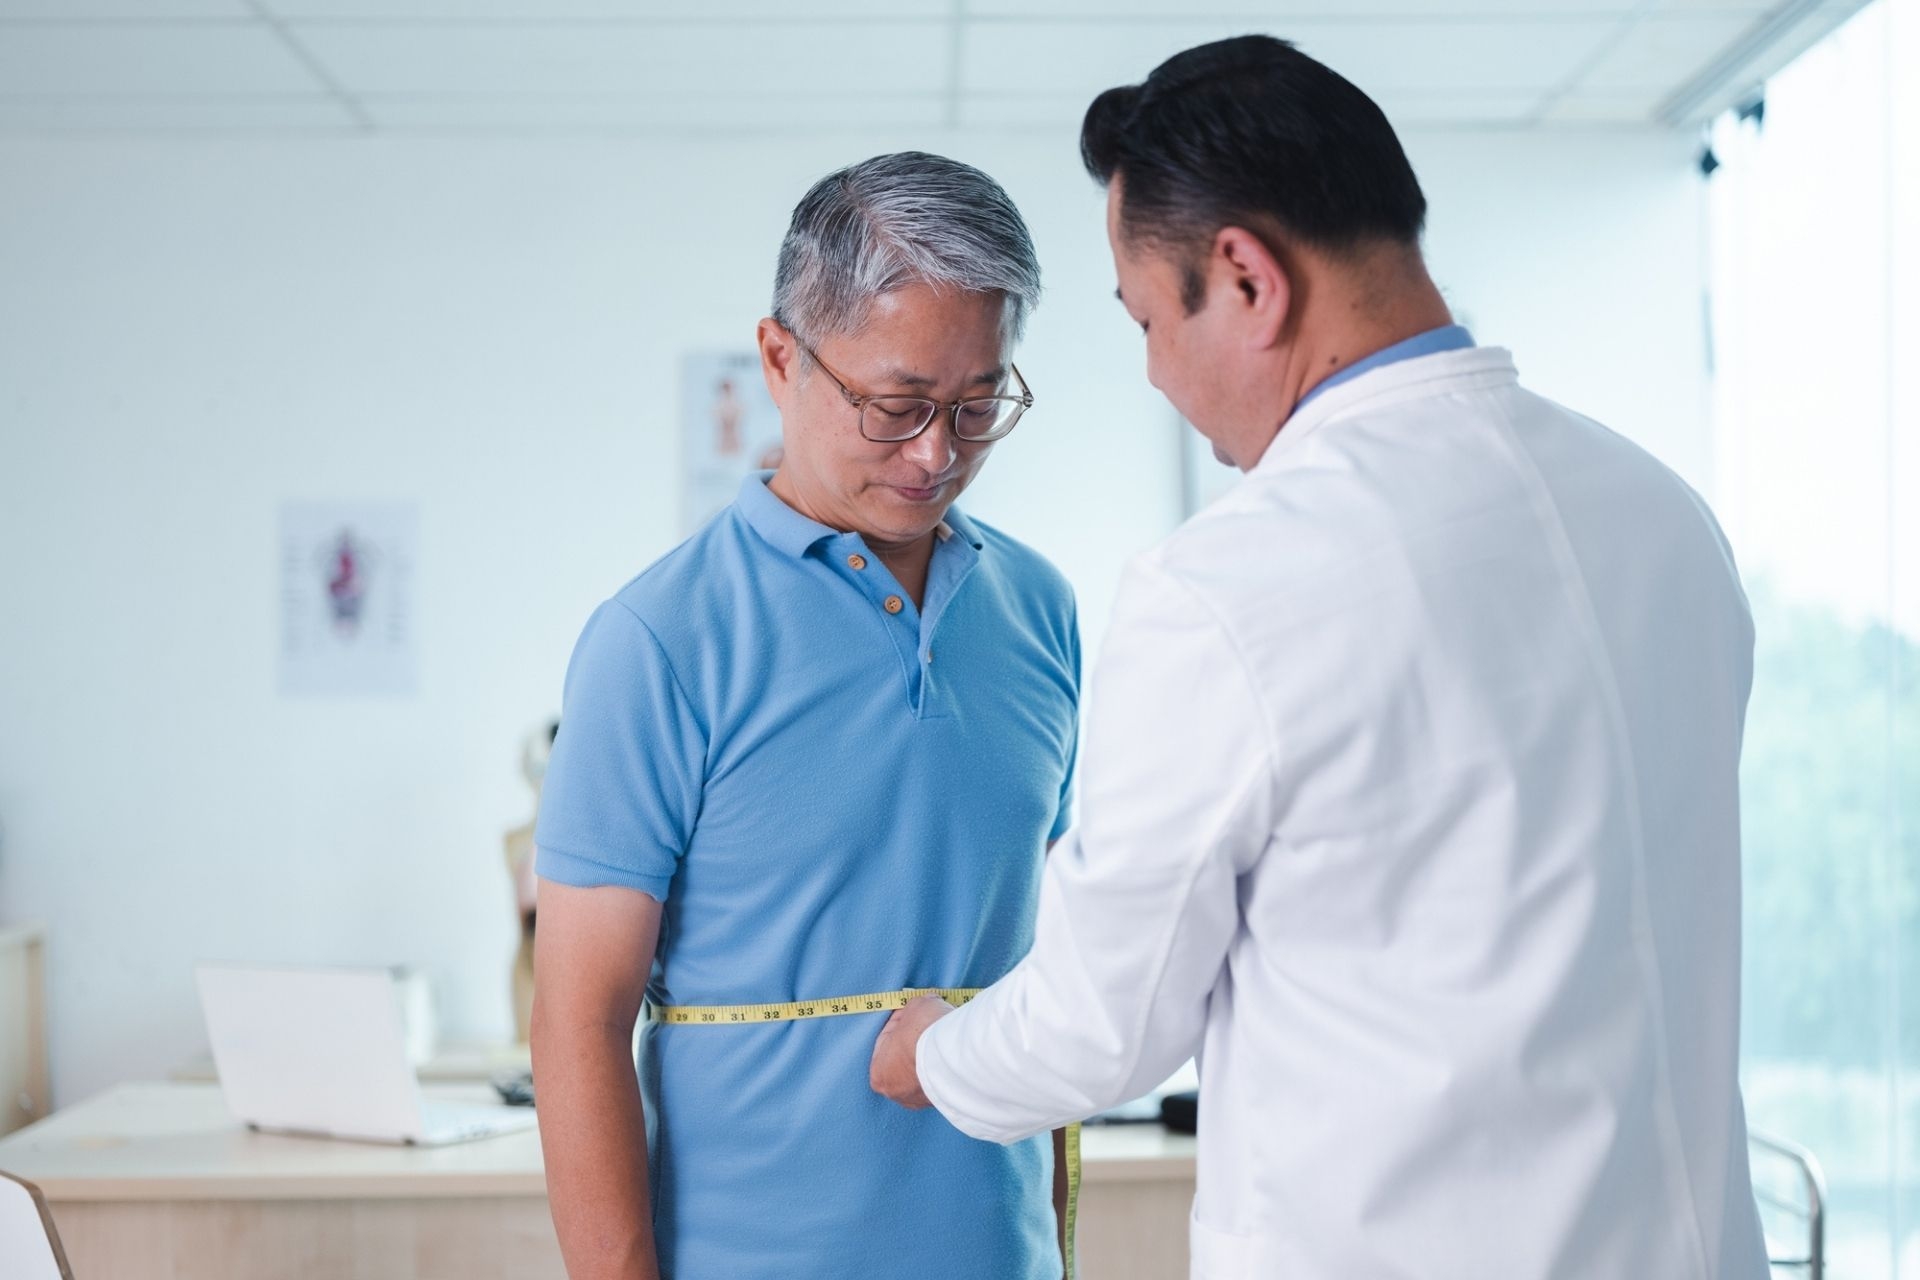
[{"x1": 869, "y1": 995, "x2": 954, "y2": 1109}]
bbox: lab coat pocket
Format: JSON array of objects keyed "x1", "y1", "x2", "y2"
[{"x1": 1187, "y1": 1211, "x2": 1263, "y2": 1280}]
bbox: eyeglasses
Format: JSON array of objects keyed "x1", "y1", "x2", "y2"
[{"x1": 798, "y1": 340, "x2": 1033, "y2": 443}]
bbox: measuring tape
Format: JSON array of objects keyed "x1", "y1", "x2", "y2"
[
  {"x1": 649, "y1": 987, "x2": 1082, "y2": 1280},
  {"x1": 648, "y1": 987, "x2": 983, "y2": 1024}
]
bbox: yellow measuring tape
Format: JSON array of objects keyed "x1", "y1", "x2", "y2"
[
  {"x1": 648, "y1": 986, "x2": 984, "y2": 1024},
  {"x1": 649, "y1": 987, "x2": 1082, "y2": 1279}
]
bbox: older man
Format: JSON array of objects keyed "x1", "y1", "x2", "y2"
[
  {"x1": 872, "y1": 37, "x2": 1770, "y2": 1280},
  {"x1": 531, "y1": 152, "x2": 1078, "y2": 1279}
]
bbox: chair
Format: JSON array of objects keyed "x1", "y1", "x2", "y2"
[
  {"x1": 0, "y1": 1169, "x2": 74, "y2": 1279},
  {"x1": 1750, "y1": 1130, "x2": 1826, "y2": 1280}
]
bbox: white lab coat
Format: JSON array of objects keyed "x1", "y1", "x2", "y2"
[{"x1": 918, "y1": 347, "x2": 1770, "y2": 1279}]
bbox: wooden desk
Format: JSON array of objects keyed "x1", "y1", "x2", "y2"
[{"x1": 0, "y1": 1084, "x2": 1195, "y2": 1279}]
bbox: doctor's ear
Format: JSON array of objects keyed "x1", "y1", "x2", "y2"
[{"x1": 1211, "y1": 226, "x2": 1291, "y2": 349}]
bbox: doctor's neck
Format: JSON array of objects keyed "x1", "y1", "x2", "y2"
[{"x1": 1278, "y1": 243, "x2": 1454, "y2": 418}]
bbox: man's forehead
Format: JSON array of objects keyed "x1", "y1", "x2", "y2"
[
  {"x1": 873, "y1": 361, "x2": 1008, "y2": 390},
  {"x1": 827, "y1": 328, "x2": 1011, "y2": 389},
  {"x1": 819, "y1": 284, "x2": 1016, "y2": 386}
]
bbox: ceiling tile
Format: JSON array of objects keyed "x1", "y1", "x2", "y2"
[
  {"x1": 292, "y1": 20, "x2": 948, "y2": 97},
  {"x1": 1374, "y1": 89, "x2": 1547, "y2": 125},
  {"x1": 959, "y1": 18, "x2": 1619, "y2": 99},
  {"x1": 0, "y1": 2, "x2": 250, "y2": 15},
  {"x1": 961, "y1": 86, "x2": 1546, "y2": 130},
  {"x1": 1539, "y1": 89, "x2": 1661, "y2": 122},
  {"x1": 0, "y1": 23, "x2": 322, "y2": 94},
  {"x1": 361, "y1": 92, "x2": 949, "y2": 132},
  {"x1": 0, "y1": 97, "x2": 356, "y2": 131},
  {"x1": 967, "y1": 0, "x2": 1646, "y2": 15},
  {"x1": 1651, "y1": 0, "x2": 1868, "y2": 124},
  {"x1": 0, "y1": 2, "x2": 1855, "y2": 138},
  {"x1": 263, "y1": 0, "x2": 947, "y2": 16},
  {"x1": 1575, "y1": 12, "x2": 1759, "y2": 91},
  {"x1": 975, "y1": 0, "x2": 1651, "y2": 14},
  {"x1": 1650, "y1": 0, "x2": 1774, "y2": 11}
]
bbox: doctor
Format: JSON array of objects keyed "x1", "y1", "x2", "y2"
[{"x1": 871, "y1": 34, "x2": 1770, "y2": 1279}]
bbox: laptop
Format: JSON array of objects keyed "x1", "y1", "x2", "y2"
[{"x1": 195, "y1": 963, "x2": 538, "y2": 1146}]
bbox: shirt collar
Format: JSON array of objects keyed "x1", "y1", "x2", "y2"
[
  {"x1": 1291, "y1": 324, "x2": 1475, "y2": 417},
  {"x1": 1252, "y1": 343, "x2": 1517, "y2": 475},
  {"x1": 736, "y1": 470, "x2": 985, "y2": 558},
  {"x1": 736, "y1": 470, "x2": 836, "y2": 558},
  {"x1": 937, "y1": 505, "x2": 986, "y2": 552}
]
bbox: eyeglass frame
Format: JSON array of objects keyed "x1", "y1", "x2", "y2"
[{"x1": 795, "y1": 339, "x2": 1034, "y2": 444}]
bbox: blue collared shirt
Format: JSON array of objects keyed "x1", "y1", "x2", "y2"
[
  {"x1": 1293, "y1": 324, "x2": 1476, "y2": 415},
  {"x1": 537, "y1": 472, "x2": 1079, "y2": 1279}
]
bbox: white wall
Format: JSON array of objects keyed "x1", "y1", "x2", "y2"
[{"x1": 0, "y1": 123, "x2": 1708, "y2": 1104}]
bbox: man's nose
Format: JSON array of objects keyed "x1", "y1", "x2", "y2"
[{"x1": 899, "y1": 412, "x2": 958, "y2": 474}]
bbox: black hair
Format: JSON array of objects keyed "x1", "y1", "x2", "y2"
[{"x1": 1081, "y1": 35, "x2": 1427, "y2": 312}]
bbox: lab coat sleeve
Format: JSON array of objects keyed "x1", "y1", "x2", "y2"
[{"x1": 917, "y1": 554, "x2": 1278, "y2": 1143}]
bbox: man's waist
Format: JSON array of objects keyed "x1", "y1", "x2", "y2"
[{"x1": 647, "y1": 986, "x2": 981, "y2": 1024}]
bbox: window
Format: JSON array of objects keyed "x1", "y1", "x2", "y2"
[{"x1": 1708, "y1": 2, "x2": 1919, "y2": 1274}]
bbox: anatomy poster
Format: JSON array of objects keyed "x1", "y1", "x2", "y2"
[
  {"x1": 279, "y1": 502, "x2": 418, "y2": 697},
  {"x1": 681, "y1": 351, "x2": 784, "y2": 535}
]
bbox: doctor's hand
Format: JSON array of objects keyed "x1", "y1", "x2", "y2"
[{"x1": 869, "y1": 995, "x2": 954, "y2": 1109}]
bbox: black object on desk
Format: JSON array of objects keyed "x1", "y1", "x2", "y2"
[
  {"x1": 493, "y1": 1069, "x2": 536, "y2": 1108},
  {"x1": 1159, "y1": 1089, "x2": 1198, "y2": 1134}
]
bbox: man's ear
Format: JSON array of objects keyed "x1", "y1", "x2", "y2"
[
  {"x1": 758, "y1": 316, "x2": 800, "y2": 407},
  {"x1": 1212, "y1": 226, "x2": 1292, "y2": 350}
]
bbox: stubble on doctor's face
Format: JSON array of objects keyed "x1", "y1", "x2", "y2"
[
  {"x1": 757, "y1": 283, "x2": 1009, "y2": 553},
  {"x1": 1106, "y1": 178, "x2": 1295, "y2": 472}
]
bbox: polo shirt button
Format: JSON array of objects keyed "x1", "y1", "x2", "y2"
[
  {"x1": 883, "y1": 595, "x2": 904, "y2": 614},
  {"x1": 847, "y1": 554, "x2": 867, "y2": 571}
]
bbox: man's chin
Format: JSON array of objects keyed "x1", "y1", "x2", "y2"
[
  {"x1": 859, "y1": 512, "x2": 945, "y2": 550},
  {"x1": 866, "y1": 484, "x2": 954, "y2": 524}
]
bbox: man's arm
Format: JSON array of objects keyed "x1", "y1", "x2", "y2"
[
  {"x1": 872, "y1": 556, "x2": 1275, "y2": 1140},
  {"x1": 531, "y1": 879, "x2": 663, "y2": 1280},
  {"x1": 1045, "y1": 838, "x2": 1069, "y2": 1278}
]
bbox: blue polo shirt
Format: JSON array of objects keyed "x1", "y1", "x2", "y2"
[{"x1": 536, "y1": 472, "x2": 1080, "y2": 1279}]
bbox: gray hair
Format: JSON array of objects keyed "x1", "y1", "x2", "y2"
[{"x1": 771, "y1": 151, "x2": 1042, "y2": 346}]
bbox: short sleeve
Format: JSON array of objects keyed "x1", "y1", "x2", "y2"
[
  {"x1": 535, "y1": 600, "x2": 706, "y2": 902},
  {"x1": 1048, "y1": 600, "x2": 1082, "y2": 844}
]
